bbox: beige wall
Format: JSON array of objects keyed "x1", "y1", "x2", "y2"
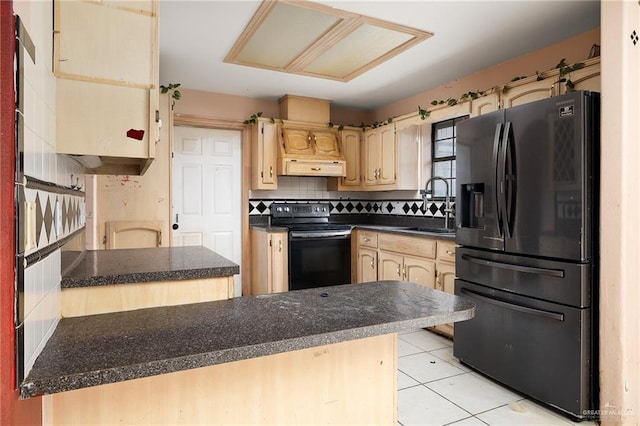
[
  {"x1": 374, "y1": 28, "x2": 600, "y2": 121},
  {"x1": 87, "y1": 94, "x2": 172, "y2": 249},
  {"x1": 599, "y1": 2, "x2": 639, "y2": 425},
  {"x1": 174, "y1": 89, "x2": 373, "y2": 126}
]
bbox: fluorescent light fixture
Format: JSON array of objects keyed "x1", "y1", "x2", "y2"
[{"x1": 225, "y1": 0, "x2": 433, "y2": 82}]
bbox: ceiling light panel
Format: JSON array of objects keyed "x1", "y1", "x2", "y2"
[{"x1": 225, "y1": 0, "x2": 433, "y2": 82}]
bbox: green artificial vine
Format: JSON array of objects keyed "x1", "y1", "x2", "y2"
[
  {"x1": 160, "y1": 83, "x2": 182, "y2": 109},
  {"x1": 555, "y1": 58, "x2": 585, "y2": 91},
  {"x1": 243, "y1": 112, "x2": 275, "y2": 125},
  {"x1": 415, "y1": 55, "x2": 592, "y2": 119}
]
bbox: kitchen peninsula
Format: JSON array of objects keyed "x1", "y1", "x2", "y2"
[
  {"x1": 22, "y1": 281, "x2": 473, "y2": 425},
  {"x1": 60, "y1": 246, "x2": 239, "y2": 317}
]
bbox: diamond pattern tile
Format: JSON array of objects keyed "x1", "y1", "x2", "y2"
[
  {"x1": 43, "y1": 196, "x2": 53, "y2": 243},
  {"x1": 247, "y1": 198, "x2": 457, "y2": 220}
]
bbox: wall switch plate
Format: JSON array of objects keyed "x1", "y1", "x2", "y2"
[{"x1": 54, "y1": 199, "x2": 63, "y2": 237}]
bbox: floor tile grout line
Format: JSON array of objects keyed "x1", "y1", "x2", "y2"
[{"x1": 418, "y1": 381, "x2": 476, "y2": 419}]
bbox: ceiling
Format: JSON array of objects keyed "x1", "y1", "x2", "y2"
[{"x1": 158, "y1": 1, "x2": 600, "y2": 111}]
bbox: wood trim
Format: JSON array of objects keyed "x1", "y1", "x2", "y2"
[{"x1": 172, "y1": 114, "x2": 250, "y2": 296}]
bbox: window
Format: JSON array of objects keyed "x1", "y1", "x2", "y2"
[{"x1": 430, "y1": 116, "x2": 467, "y2": 198}]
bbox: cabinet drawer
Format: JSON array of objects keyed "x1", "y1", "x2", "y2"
[
  {"x1": 358, "y1": 231, "x2": 378, "y2": 248},
  {"x1": 280, "y1": 160, "x2": 346, "y2": 177},
  {"x1": 437, "y1": 240, "x2": 457, "y2": 264},
  {"x1": 378, "y1": 233, "x2": 436, "y2": 259}
]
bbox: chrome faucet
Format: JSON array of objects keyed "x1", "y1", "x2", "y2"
[{"x1": 420, "y1": 176, "x2": 453, "y2": 230}]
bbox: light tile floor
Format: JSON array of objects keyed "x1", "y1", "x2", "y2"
[{"x1": 397, "y1": 329, "x2": 598, "y2": 426}]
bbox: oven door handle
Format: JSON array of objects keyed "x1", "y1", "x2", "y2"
[
  {"x1": 460, "y1": 288, "x2": 565, "y2": 321},
  {"x1": 289, "y1": 231, "x2": 351, "y2": 239}
]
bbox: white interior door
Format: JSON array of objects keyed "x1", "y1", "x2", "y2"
[{"x1": 172, "y1": 126, "x2": 242, "y2": 295}]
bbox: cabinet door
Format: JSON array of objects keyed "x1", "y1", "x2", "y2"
[
  {"x1": 357, "y1": 247, "x2": 378, "y2": 283},
  {"x1": 339, "y1": 129, "x2": 362, "y2": 188},
  {"x1": 563, "y1": 60, "x2": 600, "y2": 93},
  {"x1": 252, "y1": 120, "x2": 278, "y2": 189},
  {"x1": 379, "y1": 251, "x2": 403, "y2": 281},
  {"x1": 363, "y1": 129, "x2": 382, "y2": 185},
  {"x1": 378, "y1": 125, "x2": 396, "y2": 185},
  {"x1": 404, "y1": 255, "x2": 436, "y2": 288},
  {"x1": 501, "y1": 78, "x2": 558, "y2": 109},
  {"x1": 281, "y1": 128, "x2": 314, "y2": 155},
  {"x1": 270, "y1": 232, "x2": 288, "y2": 293},
  {"x1": 56, "y1": 79, "x2": 153, "y2": 159},
  {"x1": 54, "y1": 0, "x2": 156, "y2": 87},
  {"x1": 395, "y1": 120, "x2": 421, "y2": 190},
  {"x1": 432, "y1": 261, "x2": 456, "y2": 337},
  {"x1": 471, "y1": 93, "x2": 500, "y2": 117},
  {"x1": 313, "y1": 130, "x2": 341, "y2": 157}
]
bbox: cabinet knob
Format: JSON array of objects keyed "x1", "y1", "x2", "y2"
[
  {"x1": 269, "y1": 166, "x2": 273, "y2": 177},
  {"x1": 370, "y1": 259, "x2": 374, "y2": 269},
  {"x1": 278, "y1": 239, "x2": 282, "y2": 252},
  {"x1": 446, "y1": 250, "x2": 455, "y2": 256},
  {"x1": 311, "y1": 167, "x2": 321, "y2": 171}
]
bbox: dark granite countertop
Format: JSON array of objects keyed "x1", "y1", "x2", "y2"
[
  {"x1": 61, "y1": 246, "x2": 239, "y2": 288},
  {"x1": 21, "y1": 281, "x2": 474, "y2": 398}
]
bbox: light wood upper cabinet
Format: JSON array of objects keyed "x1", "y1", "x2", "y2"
[
  {"x1": 281, "y1": 128, "x2": 315, "y2": 155},
  {"x1": 471, "y1": 92, "x2": 500, "y2": 117},
  {"x1": 394, "y1": 117, "x2": 423, "y2": 191},
  {"x1": 250, "y1": 228, "x2": 288, "y2": 295},
  {"x1": 53, "y1": 0, "x2": 159, "y2": 175},
  {"x1": 251, "y1": 118, "x2": 279, "y2": 190},
  {"x1": 363, "y1": 124, "x2": 396, "y2": 188},
  {"x1": 328, "y1": 128, "x2": 362, "y2": 190},
  {"x1": 501, "y1": 77, "x2": 559, "y2": 109},
  {"x1": 277, "y1": 125, "x2": 346, "y2": 177},
  {"x1": 561, "y1": 58, "x2": 601, "y2": 93},
  {"x1": 54, "y1": 0, "x2": 156, "y2": 87},
  {"x1": 313, "y1": 130, "x2": 342, "y2": 157}
]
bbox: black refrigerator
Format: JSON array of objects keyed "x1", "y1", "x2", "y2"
[{"x1": 454, "y1": 91, "x2": 599, "y2": 420}]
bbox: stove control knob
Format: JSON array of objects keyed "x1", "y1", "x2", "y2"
[
  {"x1": 284, "y1": 207, "x2": 290, "y2": 212},
  {"x1": 275, "y1": 207, "x2": 282, "y2": 212}
]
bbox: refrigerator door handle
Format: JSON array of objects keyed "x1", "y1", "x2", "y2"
[
  {"x1": 460, "y1": 254, "x2": 565, "y2": 278},
  {"x1": 460, "y1": 288, "x2": 565, "y2": 321},
  {"x1": 500, "y1": 122, "x2": 510, "y2": 238},
  {"x1": 502, "y1": 122, "x2": 516, "y2": 238},
  {"x1": 492, "y1": 123, "x2": 504, "y2": 237}
]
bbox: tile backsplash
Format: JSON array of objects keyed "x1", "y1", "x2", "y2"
[
  {"x1": 14, "y1": 0, "x2": 86, "y2": 383},
  {"x1": 249, "y1": 198, "x2": 455, "y2": 219}
]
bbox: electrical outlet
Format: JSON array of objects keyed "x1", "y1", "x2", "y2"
[{"x1": 24, "y1": 201, "x2": 37, "y2": 251}]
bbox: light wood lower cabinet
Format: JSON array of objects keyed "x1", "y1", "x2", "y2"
[
  {"x1": 250, "y1": 227, "x2": 288, "y2": 295},
  {"x1": 61, "y1": 276, "x2": 234, "y2": 317},
  {"x1": 353, "y1": 229, "x2": 457, "y2": 337},
  {"x1": 378, "y1": 251, "x2": 436, "y2": 288},
  {"x1": 357, "y1": 246, "x2": 378, "y2": 283},
  {"x1": 42, "y1": 334, "x2": 397, "y2": 425}
]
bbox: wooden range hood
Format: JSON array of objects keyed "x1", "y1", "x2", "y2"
[{"x1": 277, "y1": 95, "x2": 346, "y2": 178}]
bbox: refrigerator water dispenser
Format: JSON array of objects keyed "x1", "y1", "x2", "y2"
[{"x1": 460, "y1": 183, "x2": 484, "y2": 229}]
